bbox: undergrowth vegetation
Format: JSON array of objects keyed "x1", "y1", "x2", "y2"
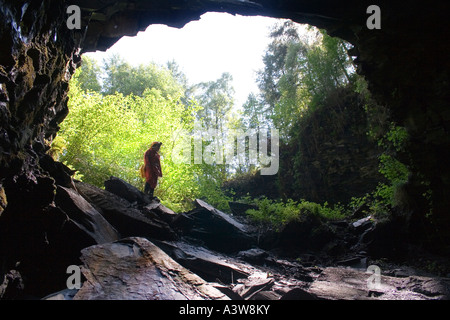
[{"x1": 241, "y1": 196, "x2": 348, "y2": 231}]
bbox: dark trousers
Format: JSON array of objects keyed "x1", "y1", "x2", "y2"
[{"x1": 144, "y1": 182, "x2": 154, "y2": 197}]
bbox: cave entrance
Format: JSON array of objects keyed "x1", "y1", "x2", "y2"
[
  {"x1": 57, "y1": 12, "x2": 360, "y2": 207},
  {"x1": 2, "y1": 1, "x2": 450, "y2": 301}
]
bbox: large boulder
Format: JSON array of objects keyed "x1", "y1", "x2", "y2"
[
  {"x1": 55, "y1": 185, "x2": 120, "y2": 244},
  {"x1": 73, "y1": 237, "x2": 229, "y2": 300},
  {"x1": 75, "y1": 181, "x2": 177, "y2": 241},
  {"x1": 104, "y1": 176, "x2": 179, "y2": 224},
  {"x1": 104, "y1": 176, "x2": 150, "y2": 206},
  {"x1": 155, "y1": 240, "x2": 252, "y2": 284},
  {"x1": 181, "y1": 199, "x2": 256, "y2": 253},
  {"x1": 142, "y1": 201, "x2": 178, "y2": 224},
  {"x1": 0, "y1": 183, "x2": 122, "y2": 298}
]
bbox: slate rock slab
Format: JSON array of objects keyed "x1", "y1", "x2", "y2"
[
  {"x1": 104, "y1": 176, "x2": 151, "y2": 205},
  {"x1": 55, "y1": 185, "x2": 120, "y2": 244},
  {"x1": 181, "y1": 199, "x2": 256, "y2": 253},
  {"x1": 75, "y1": 182, "x2": 177, "y2": 241},
  {"x1": 307, "y1": 267, "x2": 450, "y2": 300},
  {"x1": 73, "y1": 237, "x2": 229, "y2": 300}
]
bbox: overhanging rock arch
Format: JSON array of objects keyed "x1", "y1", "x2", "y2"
[{"x1": 0, "y1": 0, "x2": 449, "y2": 259}]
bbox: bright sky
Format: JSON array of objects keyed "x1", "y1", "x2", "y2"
[{"x1": 84, "y1": 12, "x2": 288, "y2": 107}]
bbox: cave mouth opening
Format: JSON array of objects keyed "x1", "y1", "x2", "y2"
[
  {"x1": 55, "y1": 12, "x2": 359, "y2": 204},
  {"x1": 57, "y1": 5, "x2": 450, "y2": 260}
]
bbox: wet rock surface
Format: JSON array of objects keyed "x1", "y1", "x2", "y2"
[
  {"x1": 308, "y1": 267, "x2": 450, "y2": 300},
  {"x1": 55, "y1": 185, "x2": 120, "y2": 244},
  {"x1": 73, "y1": 237, "x2": 228, "y2": 300}
]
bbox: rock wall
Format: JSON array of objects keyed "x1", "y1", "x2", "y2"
[
  {"x1": 352, "y1": 2, "x2": 450, "y2": 248},
  {"x1": 0, "y1": 0, "x2": 84, "y2": 297},
  {"x1": 224, "y1": 86, "x2": 383, "y2": 205},
  {"x1": 0, "y1": 1, "x2": 82, "y2": 175},
  {"x1": 279, "y1": 86, "x2": 383, "y2": 204}
]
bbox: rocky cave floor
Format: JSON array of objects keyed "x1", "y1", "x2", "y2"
[
  {"x1": 33, "y1": 176, "x2": 449, "y2": 301},
  {"x1": 2, "y1": 175, "x2": 450, "y2": 300}
]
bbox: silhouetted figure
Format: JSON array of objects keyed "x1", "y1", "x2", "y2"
[{"x1": 143, "y1": 142, "x2": 162, "y2": 200}]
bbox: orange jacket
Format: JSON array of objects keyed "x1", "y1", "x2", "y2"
[{"x1": 144, "y1": 148, "x2": 162, "y2": 189}]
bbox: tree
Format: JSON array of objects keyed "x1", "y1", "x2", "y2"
[
  {"x1": 193, "y1": 72, "x2": 235, "y2": 176},
  {"x1": 242, "y1": 93, "x2": 266, "y2": 130},
  {"x1": 195, "y1": 72, "x2": 235, "y2": 132},
  {"x1": 58, "y1": 69, "x2": 140, "y2": 186},
  {"x1": 101, "y1": 54, "x2": 184, "y2": 99},
  {"x1": 256, "y1": 21, "x2": 301, "y2": 117},
  {"x1": 300, "y1": 30, "x2": 354, "y2": 108},
  {"x1": 53, "y1": 54, "x2": 244, "y2": 212},
  {"x1": 77, "y1": 56, "x2": 102, "y2": 92},
  {"x1": 56, "y1": 63, "x2": 201, "y2": 211},
  {"x1": 256, "y1": 21, "x2": 308, "y2": 137},
  {"x1": 256, "y1": 22, "x2": 355, "y2": 138}
]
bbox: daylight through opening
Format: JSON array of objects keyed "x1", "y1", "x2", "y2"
[{"x1": 52, "y1": 13, "x2": 372, "y2": 215}]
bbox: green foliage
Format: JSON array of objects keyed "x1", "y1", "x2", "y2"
[
  {"x1": 101, "y1": 54, "x2": 184, "y2": 99},
  {"x1": 51, "y1": 54, "x2": 241, "y2": 213},
  {"x1": 345, "y1": 124, "x2": 411, "y2": 219},
  {"x1": 54, "y1": 20, "x2": 409, "y2": 226},
  {"x1": 242, "y1": 93, "x2": 265, "y2": 130},
  {"x1": 245, "y1": 197, "x2": 348, "y2": 230},
  {"x1": 197, "y1": 175, "x2": 233, "y2": 212},
  {"x1": 377, "y1": 125, "x2": 408, "y2": 152},
  {"x1": 48, "y1": 135, "x2": 67, "y2": 161},
  {"x1": 76, "y1": 56, "x2": 102, "y2": 92},
  {"x1": 379, "y1": 154, "x2": 409, "y2": 188},
  {"x1": 376, "y1": 125, "x2": 410, "y2": 207},
  {"x1": 194, "y1": 72, "x2": 234, "y2": 131},
  {"x1": 255, "y1": 22, "x2": 355, "y2": 138},
  {"x1": 58, "y1": 71, "x2": 138, "y2": 186},
  {"x1": 55, "y1": 65, "x2": 201, "y2": 211}
]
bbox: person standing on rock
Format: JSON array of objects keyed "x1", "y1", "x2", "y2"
[{"x1": 143, "y1": 141, "x2": 163, "y2": 200}]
